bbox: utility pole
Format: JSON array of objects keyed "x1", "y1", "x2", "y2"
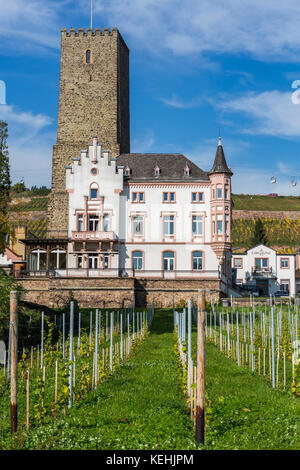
[
  {"x1": 196, "y1": 290, "x2": 205, "y2": 445},
  {"x1": 10, "y1": 291, "x2": 18, "y2": 433}
]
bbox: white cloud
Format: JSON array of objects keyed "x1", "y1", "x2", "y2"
[
  {"x1": 0, "y1": 0, "x2": 65, "y2": 54},
  {"x1": 0, "y1": 105, "x2": 52, "y2": 134},
  {"x1": 232, "y1": 167, "x2": 299, "y2": 196},
  {"x1": 3, "y1": 1, "x2": 300, "y2": 61},
  {"x1": 132, "y1": 130, "x2": 155, "y2": 152},
  {"x1": 159, "y1": 94, "x2": 204, "y2": 109},
  {"x1": 217, "y1": 90, "x2": 300, "y2": 137},
  {"x1": 0, "y1": 103, "x2": 53, "y2": 187},
  {"x1": 90, "y1": 0, "x2": 300, "y2": 61}
]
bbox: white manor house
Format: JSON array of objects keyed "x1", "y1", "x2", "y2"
[
  {"x1": 6, "y1": 26, "x2": 239, "y2": 306},
  {"x1": 56, "y1": 136, "x2": 233, "y2": 287}
]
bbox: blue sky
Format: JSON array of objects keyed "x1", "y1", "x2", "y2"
[{"x1": 1, "y1": 0, "x2": 300, "y2": 195}]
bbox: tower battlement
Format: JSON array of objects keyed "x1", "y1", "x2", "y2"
[{"x1": 61, "y1": 27, "x2": 121, "y2": 38}]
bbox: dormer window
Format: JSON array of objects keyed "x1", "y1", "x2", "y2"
[
  {"x1": 184, "y1": 165, "x2": 190, "y2": 176},
  {"x1": 154, "y1": 165, "x2": 160, "y2": 176},
  {"x1": 124, "y1": 166, "x2": 131, "y2": 176}
]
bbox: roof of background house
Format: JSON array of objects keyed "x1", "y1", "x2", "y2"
[{"x1": 117, "y1": 153, "x2": 210, "y2": 182}]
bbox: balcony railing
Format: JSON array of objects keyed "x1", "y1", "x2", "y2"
[
  {"x1": 18, "y1": 268, "x2": 221, "y2": 279},
  {"x1": 251, "y1": 267, "x2": 277, "y2": 278},
  {"x1": 71, "y1": 231, "x2": 116, "y2": 241}
]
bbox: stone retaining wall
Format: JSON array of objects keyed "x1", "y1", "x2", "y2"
[
  {"x1": 18, "y1": 276, "x2": 222, "y2": 309},
  {"x1": 232, "y1": 210, "x2": 300, "y2": 220}
]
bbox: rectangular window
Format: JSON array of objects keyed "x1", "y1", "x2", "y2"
[
  {"x1": 192, "y1": 192, "x2": 204, "y2": 203},
  {"x1": 103, "y1": 254, "x2": 109, "y2": 269},
  {"x1": 255, "y1": 258, "x2": 268, "y2": 270},
  {"x1": 233, "y1": 258, "x2": 242, "y2": 269},
  {"x1": 103, "y1": 214, "x2": 110, "y2": 232},
  {"x1": 164, "y1": 215, "x2": 174, "y2": 235},
  {"x1": 217, "y1": 188, "x2": 222, "y2": 199},
  {"x1": 280, "y1": 280, "x2": 289, "y2": 292},
  {"x1": 90, "y1": 188, "x2": 98, "y2": 199},
  {"x1": 225, "y1": 185, "x2": 229, "y2": 199},
  {"x1": 217, "y1": 220, "x2": 223, "y2": 234},
  {"x1": 280, "y1": 258, "x2": 289, "y2": 268},
  {"x1": 133, "y1": 216, "x2": 144, "y2": 235},
  {"x1": 132, "y1": 192, "x2": 144, "y2": 203},
  {"x1": 88, "y1": 215, "x2": 99, "y2": 232},
  {"x1": 163, "y1": 192, "x2": 175, "y2": 203},
  {"x1": 225, "y1": 216, "x2": 229, "y2": 234},
  {"x1": 77, "y1": 214, "x2": 83, "y2": 232},
  {"x1": 192, "y1": 215, "x2": 203, "y2": 236},
  {"x1": 88, "y1": 254, "x2": 98, "y2": 269},
  {"x1": 133, "y1": 251, "x2": 143, "y2": 270},
  {"x1": 77, "y1": 254, "x2": 83, "y2": 269},
  {"x1": 192, "y1": 252, "x2": 203, "y2": 270}
]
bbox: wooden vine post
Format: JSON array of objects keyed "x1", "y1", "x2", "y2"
[
  {"x1": 196, "y1": 290, "x2": 205, "y2": 446},
  {"x1": 10, "y1": 291, "x2": 18, "y2": 434}
]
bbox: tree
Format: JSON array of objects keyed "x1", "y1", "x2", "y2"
[
  {"x1": 250, "y1": 218, "x2": 268, "y2": 247},
  {"x1": 12, "y1": 181, "x2": 26, "y2": 194},
  {"x1": 0, "y1": 121, "x2": 11, "y2": 253}
]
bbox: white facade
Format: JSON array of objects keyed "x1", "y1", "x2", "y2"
[
  {"x1": 232, "y1": 244, "x2": 296, "y2": 296},
  {"x1": 0, "y1": 252, "x2": 12, "y2": 266},
  {"x1": 65, "y1": 137, "x2": 233, "y2": 286}
]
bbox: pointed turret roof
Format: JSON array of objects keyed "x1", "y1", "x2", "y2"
[{"x1": 209, "y1": 137, "x2": 233, "y2": 176}]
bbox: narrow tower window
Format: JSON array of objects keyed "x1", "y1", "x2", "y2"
[{"x1": 86, "y1": 49, "x2": 91, "y2": 64}]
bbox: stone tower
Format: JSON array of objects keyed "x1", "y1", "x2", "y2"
[{"x1": 48, "y1": 27, "x2": 130, "y2": 234}]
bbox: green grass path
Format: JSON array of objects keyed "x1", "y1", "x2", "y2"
[
  {"x1": 21, "y1": 309, "x2": 196, "y2": 450},
  {"x1": 204, "y1": 342, "x2": 300, "y2": 450}
]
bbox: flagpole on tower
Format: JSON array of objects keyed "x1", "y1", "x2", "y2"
[{"x1": 91, "y1": 0, "x2": 93, "y2": 29}]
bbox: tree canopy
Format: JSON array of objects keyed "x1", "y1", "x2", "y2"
[
  {"x1": 249, "y1": 218, "x2": 268, "y2": 247},
  {"x1": 0, "y1": 120, "x2": 11, "y2": 253}
]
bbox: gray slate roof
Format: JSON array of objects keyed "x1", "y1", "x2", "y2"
[
  {"x1": 209, "y1": 139, "x2": 233, "y2": 176},
  {"x1": 116, "y1": 153, "x2": 210, "y2": 182}
]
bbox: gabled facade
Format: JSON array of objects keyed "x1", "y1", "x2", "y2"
[{"x1": 232, "y1": 244, "x2": 296, "y2": 296}]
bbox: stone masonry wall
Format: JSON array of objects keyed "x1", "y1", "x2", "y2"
[
  {"x1": 18, "y1": 277, "x2": 221, "y2": 309},
  {"x1": 232, "y1": 210, "x2": 300, "y2": 220},
  {"x1": 48, "y1": 28, "x2": 130, "y2": 233},
  {"x1": 135, "y1": 278, "x2": 222, "y2": 307},
  {"x1": 18, "y1": 277, "x2": 135, "y2": 309}
]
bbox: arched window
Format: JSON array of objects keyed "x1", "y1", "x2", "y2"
[
  {"x1": 49, "y1": 249, "x2": 66, "y2": 270},
  {"x1": 163, "y1": 251, "x2": 175, "y2": 271},
  {"x1": 86, "y1": 49, "x2": 91, "y2": 64},
  {"x1": 192, "y1": 251, "x2": 203, "y2": 270},
  {"x1": 90, "y1": 183, "x2": 99, "y2": 199},
  {"x1": 132, "y1": 251, "x2": 143, "y2": 270},
  {"x1": 29, "y1": 249, "x2": 47, "y2": 271}
]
